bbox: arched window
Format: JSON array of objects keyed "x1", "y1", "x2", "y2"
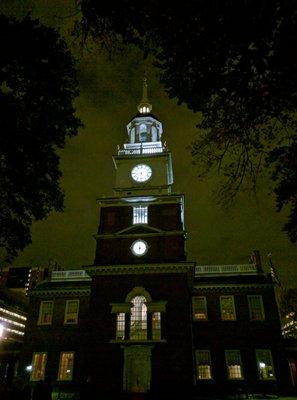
[
  {"x1": 139, "y1": 124, "x2": 148, "y2": 142},
  {"x1": 130, "y1": 296, "x2": 147, "y2": 340}
]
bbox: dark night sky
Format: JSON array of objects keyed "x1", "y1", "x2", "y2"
[{"x1": 1, "y1": 1, "x2": 296, "y2": 287}]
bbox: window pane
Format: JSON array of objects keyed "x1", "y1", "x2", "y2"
[
  {"x1": 31, "y1": 352, "x2": 46, "y2": 381},
  {"x1": 248, "y1": 295, "x2": 265, "y2": 320},
  {"x1": 256, "y1": 349, "x2": 275, "y2": 380},
  {"x1": 58, "y1": 352, "x2": 74, "y2": 381},
  {"x1": 133, "y1": 206, "x2": 148, "y2": 224},
  {"x1": 64, "y1": 300, "x2": 79, "y2": 324},
  {"x1": 220, "y1": 296, "x2": 236, "y2": 320},
  {"x1": 130, "y1": 296, "x2": 147, "y2": 340},
  {"x1": 116, "y1": 313, "x2": 125, "y2": 340},
  {"x1": 196, "y1": 350, "x2": 212, "y2": 380},
  {"x1": 38, "y1": 301, "x2": 53, "y2": 325},
  {"x1": 193, "y1": 297, "x2": 207, "y2": 320},
  {"x1": 152, "y1": 312, "x2": 161, "y2": 340},
  {"x1": 225, "y1": 350, "x2": 243, "y2": 379}
]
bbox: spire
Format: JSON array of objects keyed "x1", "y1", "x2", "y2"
[{"x1": 138, "y1": 77, "x2": 152, "y2": 114}]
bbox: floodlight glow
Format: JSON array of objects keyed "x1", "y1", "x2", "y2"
[
  {"x1": 0, "y1": 323, "x2": 4, "y2": 338},
  {"x1": 25, "y1": 365, "x2": 32, "y2": 372},
  {"x1": 259, "y1": 362, "x2": 266, "y2": 368}
]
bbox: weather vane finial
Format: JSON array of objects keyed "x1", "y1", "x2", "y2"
[{"x1": 138, "y1": 76, "x2": 152, "y2": 114}]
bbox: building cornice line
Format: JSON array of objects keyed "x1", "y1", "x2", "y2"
[
  {"x1": 30, "y1": 288, "x2": 91, "y2": 297},
  {"x1": 85, "y1": 263, "x2": 195, "y2": 276},
  {"x1": 93, "y1": 230, "x2": 186, "y2": 240},
  {"x1": 194, "y1": 283, "x2": 274, "y2": 291}
]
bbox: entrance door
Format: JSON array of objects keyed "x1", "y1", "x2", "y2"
[{"x1": 123, "y1": 346, "x2": 152, "y2": 392}]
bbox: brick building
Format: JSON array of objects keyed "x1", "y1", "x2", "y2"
[{"x1": 20, "y1": 82, "x2": 294, "y2": 398}]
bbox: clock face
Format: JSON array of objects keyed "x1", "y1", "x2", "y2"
[
  {"x1": 131, "y1": 240, "x2": 148, "y2": 256},
  {"x1": 131, "y1": 164, "x2": 152, "y2": 182}
]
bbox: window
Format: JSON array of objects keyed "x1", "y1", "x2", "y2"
[
  {"x1": 256, "y1": 349, "x2": 275, "y2": 380},
  {"x1": 116, "y1": 313, "x2": 125, "y2": 340},
  {"x1": 139, "y1": 124, "x2": 148, "y2": 142},
  {"x1": 152, "y1": 312, "x2": 161, "y2": 340},
  {"x1": 64, "y1": 300, "x2": 79, "y2": 324},
  {"x1": 38, "y1": 301, "x2": 53, "y2": 325},
  {"x1": 192, "y1": 296, "x2": 207, "y2": 320},
  {"x1": 130, "y1": 296, "x2": 147, "y2": 340},
  {"x1": 225, "y1": 350, "x2": 243, "y2": 379},
  {"x1": 220, "y1": 296, "x2": 236, "y2": 320},
  {"x1": 248, "y1": 295, "x2": 265, "y2": 320},
  {"x1": 133, "y1": 206, "x2": 148, "y2": 224},
  {"x1": 58, "y1": 352, "x2": 74, "y2": 381},
  {"x1": 31, "y1": 352, "x2": 47, "y2": 381},
  {"x1": 196, "y1": 350, "x2": 212, "y2": 380}
]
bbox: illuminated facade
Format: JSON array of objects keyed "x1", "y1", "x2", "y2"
[{"x1": 20, "y1": 82, "x2": 295, "y2": 398}]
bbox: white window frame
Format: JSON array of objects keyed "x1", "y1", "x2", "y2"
[
  {"x1": 133, "y1": 206, "x2": 148, "y2": 224},
  {"x1": 256, "y1": 349, "x2": 276, "y2": 380},
  {"x1": 192, "y1": 296, "x2": 208, "y2": 320},
  {"x1": 248, "y1": 295, "x2": 265, "y2": 321},
  {"x1": 38, "y1": 301, "x2": 53, "y2": 325},
  {"x1": 196, "y1": 350, "x2": 212, "y2": 380},
  {"x1": 220, "y1": 296, "x2": 236, "y2": 321},
  {"x1": 116, "y1": 313, "x2": 125, "y2": 340},
  {"x1": 225, "y1": 350, "x2": 244, "y2": 380},
  {"x1": 58, "y1": 351, "x2": 74, "y2": 381},
  {"x1": 64, "y1": 300, "x2": 80, "y2": 325},
  {"x1": 30, "y1": 352, "x2": 47, "y2": 381}
]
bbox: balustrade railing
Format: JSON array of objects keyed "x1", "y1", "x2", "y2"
[{"x1": 195, "y1": 264, "x2": 258, "y2": 276}]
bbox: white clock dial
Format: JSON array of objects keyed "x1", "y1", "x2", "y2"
[
  {"x1": 131, "y1": 164, "x2": 152, "y2": 182},
  {"x1": 131, "y1": 240, "x2": 148, "y2": 256}
]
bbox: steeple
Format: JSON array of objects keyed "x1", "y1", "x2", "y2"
[{"x1": 137, "y1": 77, "x2": 152, "y2": 114}]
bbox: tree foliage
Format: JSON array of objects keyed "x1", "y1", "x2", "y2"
[
  {"x1": 79, "y1": 0, "x2": 297, "y2": 242},
  {"x1": 0, "y1": 15, "x2": 81, "y2": 260}
]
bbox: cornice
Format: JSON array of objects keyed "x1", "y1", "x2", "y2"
[
  {"x1": 30, "y1": 288, "x2": 91, "y2": 298},
  {"x1": 93, "y1": 230, "x2": 186, "y2": 240},
  {"x1": 85, "y1": 263, "x2": 195, "y2": 277},
  {"x1": 96, "y1": 193, "x2": 184, "y2": 206},
  {"x1": 194, "y1": 283, "x2": 274, "y2": 292}
]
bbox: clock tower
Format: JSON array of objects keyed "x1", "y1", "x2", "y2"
[{"x1": 86, "y1": 80, "x2": 194, "y2": 398}]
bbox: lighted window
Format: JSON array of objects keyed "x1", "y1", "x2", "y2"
[
  {"x1": 58, "y1": 352, "x2": 74, "y2": 381},
  {"x1": 38, "y1": 301, "x2": 53, "y2": 325},
  {"x1": 64, "y1": 300, "x2": 79, "y2": 324},
  {"x1": 248, "y1": 295, "x2": 265, "y2": 321},
  {"x1": 31, "y1": 352, "x2": 47, "y2": 381},
  {"x1": 225, "y1": 350, "x2": 243, "y2": 379},
  {"x1": 130, "y1": 296, "x2": 147, "y2": 340},
  {"x1": 116, "y1": 313, "x2": 125, "y2": 340},
  {"x1": 133, "y1": 206, "x2": 148, "y2": 224},
  {"x1": 192, "y1": 296, "x2": 207, "y2": 320},
  {"x1": 220, "y1": 296, "x2": 236, "y2": 321},
  {"x1": 196, "y1": 350, "x2": 212, "y2": 380},
  {"x1": 256, "y1": 349, "x2": 275, "y2": 380},
  {"x1": 152, "y1": 312, "x2": 161, "y2": 340}
]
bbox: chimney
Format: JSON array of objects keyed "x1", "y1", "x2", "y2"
[{"x1": 251, "y1": 250, "x2": 263, "y2": 273}]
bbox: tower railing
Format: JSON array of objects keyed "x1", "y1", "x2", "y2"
[{"x1": 118, "y1": 146, "x2": 165, "y2": 155}]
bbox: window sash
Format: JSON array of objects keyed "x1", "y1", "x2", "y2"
[
  {"x1": 116, "y1": 313, "x2": 125, "y2": 340},
  {"x1": 256, "y1": 349, "x2": 275, "y2": 380},
  {"x1": 220, "y1": 296, "x2": 236, "y2": 321},
  {"x1": 58, "y1": 352, "x2": 74, "y2": 381},
  {"x1": 31, "y1": 352, "x2": 47, "y2": 381},
  {"x1": 192, "y1": 296, "x2": 207, "y2": 320},
  {"x1": 152, "y1": 312, "x2": 161, "y2": 340},
  {"x1": 248, "y1": 295, "x2": 265, "y2": 320},
  {"x1": 64, "y1": 300, "x2": 79, "y2": 324},
  {"x1": 225, "y1": 350, "x2": 243, "y2": 379},
  {"x1": 38, "y1": 301, "x2": 53, "y2": 325},
  {"x1": 130, "y1": 296, "x2": 147, "y2": 340},
  {"x1": 133, "y1": 206, "x2": 148, "y2": 224},
  {"x1": 196, "y1": 350, "x2": 212, "y2": 380}
]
